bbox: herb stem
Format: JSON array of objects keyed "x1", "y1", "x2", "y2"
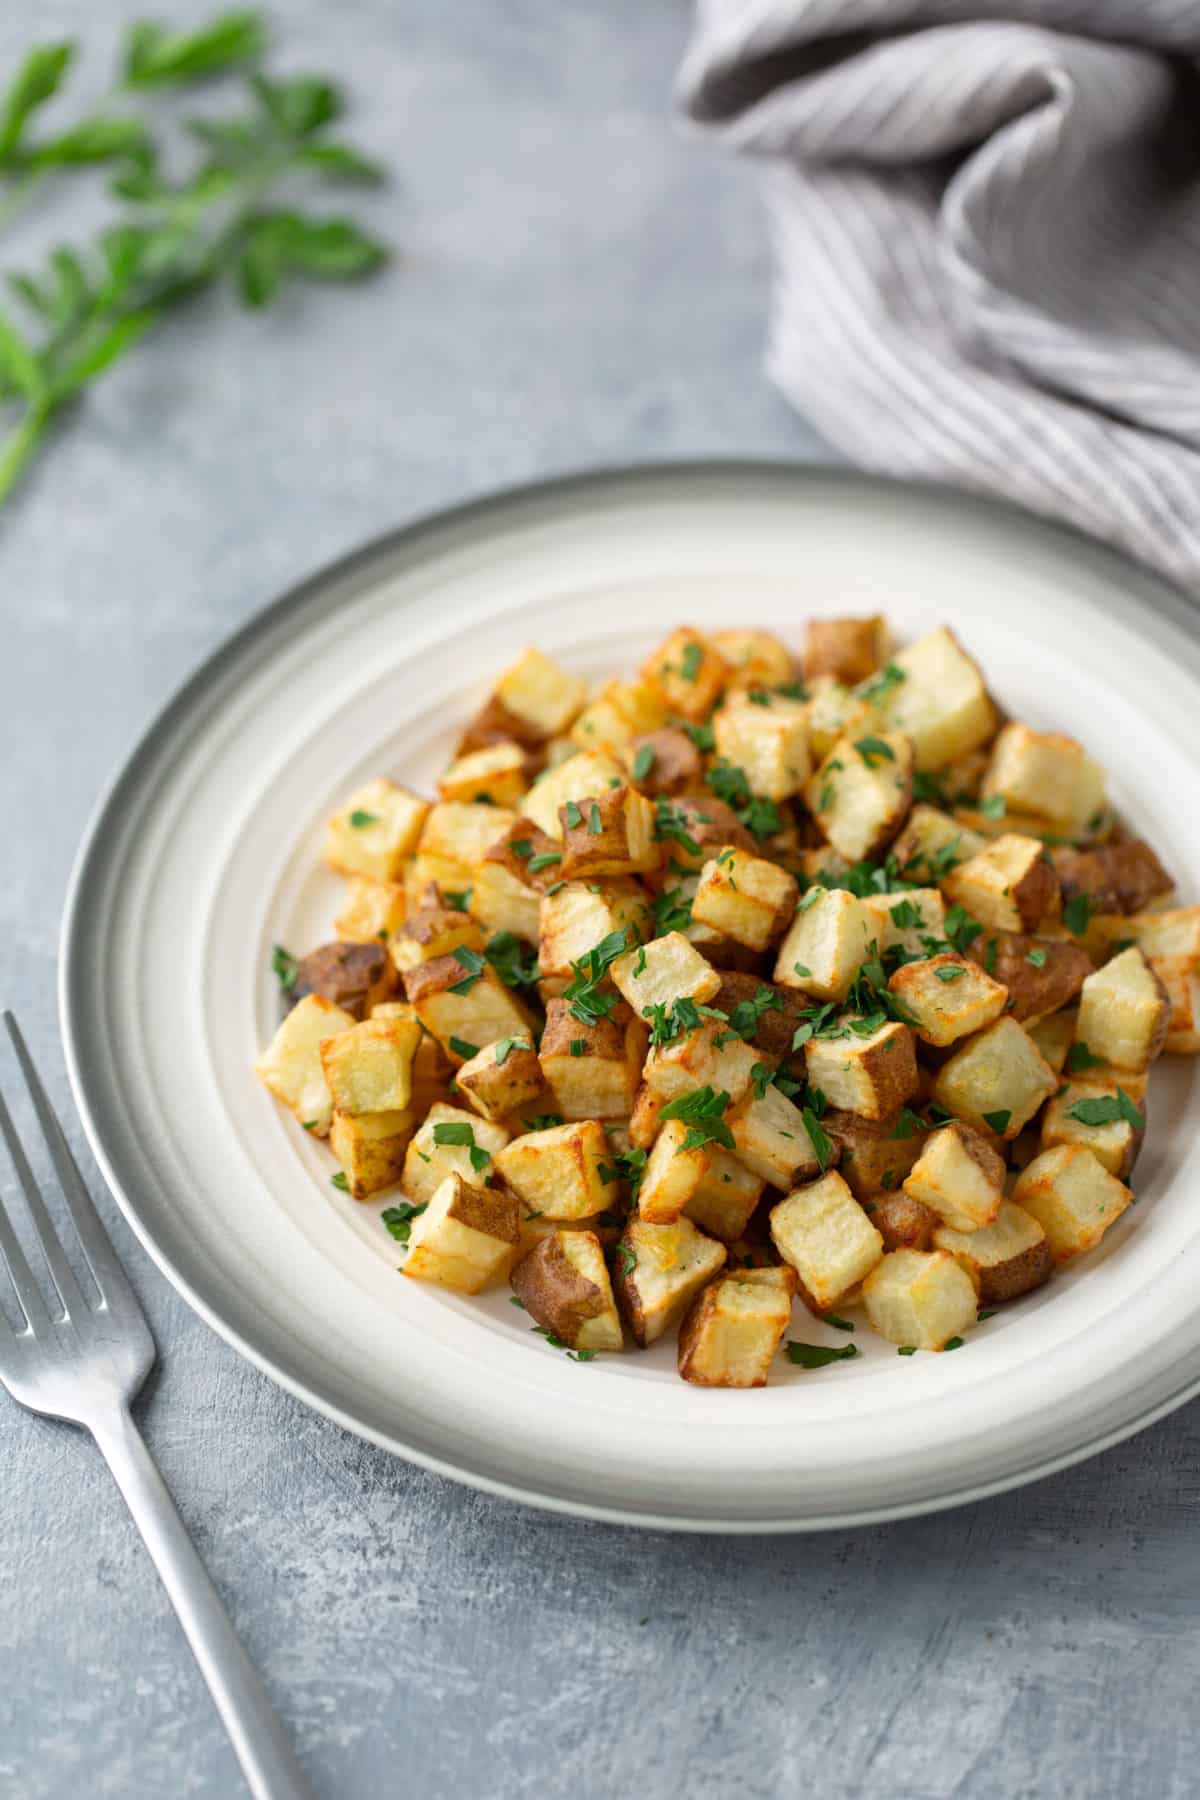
[{"x1": 0, "y1": 388, "x2": 54, "y2": 501}]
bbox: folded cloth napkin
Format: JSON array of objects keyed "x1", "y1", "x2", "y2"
[{"x1": 678, "y1": 1, "x2": 1200, "y2": 593}]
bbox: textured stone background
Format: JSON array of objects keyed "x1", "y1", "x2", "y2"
[{"x1": 1, "y1": 3, "x2": 1197, "y2": 1797}]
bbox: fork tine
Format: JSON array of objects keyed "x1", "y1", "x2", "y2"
[
  {"x1": 0, "y1": 1084, "x2": 89, "y2": 1319},
  {"x1": 3, "y1": 1014, "x2": 141, "y2": 1317},
  {"x1": 0, "y1": 1181, "x2": 52, "y2": 1331}
]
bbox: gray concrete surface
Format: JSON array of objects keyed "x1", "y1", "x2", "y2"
[{"x1": 0, "y1": 3, "x2": 1196, "y2": 1797}]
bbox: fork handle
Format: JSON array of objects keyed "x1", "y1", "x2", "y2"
[{"x1": 91, "y1": 1404, "x2": 316, "y2": 1800}]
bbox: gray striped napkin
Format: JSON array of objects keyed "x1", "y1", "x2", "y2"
[{"x1": 678, "y1": 1, "x2": 1200, "y2": 593}]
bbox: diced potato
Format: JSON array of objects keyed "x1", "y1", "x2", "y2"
[
  {"x1": 403, "y1": 957, "x2": 537, "y2": 1065},
  {"x1": 874, "y1": 626, "x2": 997, "y2": 771},
  {"x1": 1093, "y1": 907, "x2": 1200, "y2": 966},
  {"x1": 559, "y1": 784, "x2": 660, "y2": 878},
  {"x1": 712, "y1": 628, "x2": 796, "y2": 688},
  {"x1": 1074, "y1": 946, "x2": 1171, "y2": 1071},
  {"x1": 932, "y1": 1201, "x2": 1052, "y2": 1304},
  {"x1": 967, "y1": 932, "x2": 1090, "y2": 1024},
  {"x1": 467, "y1": 861, "x2": 540, "y2": 944},
  {"x1": 805, "y1": 675, "x2": 876, "y2": 760},
  {"x1": 290, "y1": 940, "x2": 396, "y2": 1019},
  {"x1": 437, "y1": 741, "x2": 528, "y2": 809},
  {"x1": 416, "y1": 802, "x2": 520, "y2": 891},
  {"x1": 613, "y1": 1215, "x2": 727, "y2": 1346},
  {"x1": 804, "y1": 615, "x2": 890, "y2": 685},
  {"x1": 538, "y1": 999, "x2": 646, "y2": 1120},
  {"x1": 454, "y1": 1035, "x2": 543, "y2": 1123},
  {"x1": 537, "y1": 879, "x2": 651, "y2": 988},
  {"x1": 624, "y1": 727, "x2": 703, "y2": 797},
  {"x1": 610, "y1": 930, "x2": 720, "y2": 1018},
  {"x1": 638, "y1": 1119, "x2": 711, "y2": 1224},
  {"x1": 692, "y1": 848, "x2": 798, "y2": 952},
  {"x1": 329, "y1": 1108, "x2": 415, "y2": 1199},
  {"x1": 1051, "y1": 840, "x2": 1173, "y2": 916},
  {"x1": 872, "y1": 1190, "x2": 937, "y2": 1252},
  {"x1": 805, "y1": 733, "x2": 914, "y2": 863},
  {"x1": 1039, "y1": 1081, "x2": 1144, "y2": 1179},
  {"x1": 1025, "y1": 1008, "x2": 1077, "y2": 1073},
  {"x1": 892, "y1": 804, "x2": 987, "y2": 882},
  {"x1": 642, "y1": 1018, "x2": 760, "y2": 1106},
  {"x1": 481, "y1": 816, "x2": 563, "y2": 892},
  {"x1": 684, "y1": 1148, "x2": 765, "y2": 1242},
  {"x1": 334, "y1": 880, "x2": 408, "y2": 946},
  {"x1": 326, "y1": 778, "x2": 429, "y2": 883},
  {"x1": 1157, "y1": 956, "x2": 1200, "y2": 1053},
  {"x1": 403, "y1": 1172, "x2": 521, "y2": 1293},
  {"x1": 931, "y1": 1016, "x2": 1058, "y2": 1140},
  {"x1": 678, "y1": 1266, "x2": 797, "y2": 1388},
  {"x1": 860, "y1": 888, "x2": 947, "y2": 960},
  {"x1": 629, "y1": 1081, "x2": 666, "y2": 1150},
  {"x1": 390, "y1": 892, "x2": 485, "y2": 973},
  {"x1": 803, "y1": 1019, "x2": 919, "y2": 1120},
  {"x1": 710, "y1": 973, "x2": 810, "y2": 1059},
  {"x1": 494, "y1": 1118, "x2": 610, "y2": 1220},
  {"x1": 570, "y1": 678, "x2": 667, "y2": 753},
  {"x1": 400, "y1": 1102, "x2": 510, "y2": 1205},
  {"x1": 713, "y1": 690, "x2": 811, "y2": 801},
  {"x1": 511, "y1": 1229, "x2": 624, "y2": 1351},
  {"x1": 319, "y1": 1014, "x2": 422, "y2": 1116},
  {"x1": 641, "y1": 627, "x2": 728, "y2": 721},
  {"x1": 255, "y1": 994, "x2": 356, "y2": 1135},
  {"x1": 861, "y1": 1249, "x2": 979, "y2": 1349},
  {"x1": 523, "y1": 749, "x2": 627, "y2": 840},
  {"x1": 727, "y1": 1082, "x2": 823, "y2": 1187},
  {"x1": 941, "y1": 835, "x2": 1060, "y2": 934},
  {"x1": 888, "y1": 953, "x2": 1008, "y2": 1047},
  {"x1": 903, "y1": 1120, "x2": 1005, "y2": 1232},
  {"x1": 493, "y1": 646, "x2": 588, "y2": 740},
  {"x1": 371, "y1": 1001, "x2": 455, "y2": 1113},
  {"x1": 769, "y1": 1171, "x2": 883, "y2": 1310},
  {"x1": 653, "y1": 795, "x2": 757, "y2": 874},
  {"x1": 773, "y1": 887, "x2": 873, "y2": 1001},
  {"x1": 982, "y1": 723, "x2": 1105, "y2": 836},
  {"x1": 1011, "y1": 1145, "x2": 1133, "y2": 1260},
  {"x1": 823, "y1": 1109, "x2": 930, "y2": 1204}
]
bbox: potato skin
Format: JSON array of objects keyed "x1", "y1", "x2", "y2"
[
  {"x1": 711, "y1": 974, "x2": 811, "y2": 1060},
  {"x1": 967, "y1": 932, "x2": 1091, "y2": 1022},
  {"x1": 1051, "y1": 840, "x2": 1172, "y2": 916},
  {"x1": 672, "y1": 794, "x2": 758, "y2": 862},
  {"x1": 511, "y1": 1231, "x2": 611, "y2": 1348},
  {"x1": 975, "y1": 1238, "x2": 1053, "y2": 1305},
  {"x1": 873, "y1": 1191, "x2": 937, "y2": 1252},
  {"x1": 290, "y1": 940, "x2": 394, "y2": 1020},
  {"x1": 628, "y1": 729, "x2": 703, "y2": 797}
]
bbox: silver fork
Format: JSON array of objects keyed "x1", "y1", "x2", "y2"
[{"x1": 0, "y1": 1013, "x2": 314, "y2": 1800}]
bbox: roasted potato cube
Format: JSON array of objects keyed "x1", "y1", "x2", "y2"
[
  {"x1": 803, "y1": 1019, "x2": 919, "y2": 1120},
  {"x1": 638, "y1": 1119, "x2": 711, "y2": 1224},
  {"x1": 494, "y1": 1117, "x2": 610, "y2": 1220},
  {"x1": 454, "y1": 1035, "x2": 542, "y2": 1123},
  {"x1": 872, "y1": 1190, "x2": 937, "y2": 1252},
  {"x1": 416, "y1": 801, "x2": 519, "y2": 890},
  {"x1": 333, "y1": 880, "x2": 408, "y2": 947},
  {"x1": 888, "y1": 953, "x2": 1008, "y2": 1046},
  {"x1": 773, "y1": 886, "x2": 873, "y2": 1001},
  {"x1": 641, "y1": 627, "x2": 728, "y2": 721},
  {"x1": 1074, "y1": 946, "x2": 1170, "y2": 1071},
  {"x1": 874, "y1": 626, "x2": 997, "y2": 772},
  {"x1": 712, "y1": 628, "x2": 796, "y2": 688},
  {"x1": 804, "y1": 615, "x2": 890, "y2": 685},
  {"x1": 1025, "y1": 1008, "x2": 1077, "y2": 1073},
  {"x1": 558, "y1": 784, "x2": 660, "y2": 878},
  {"x1": 982, "y1": 723, "x2": 1105, "y2": 836},
  {"x1": 692, "y1": 847, "x2": 798, "y2": 951},
  {"x1": 403, "y1": 956, "x2": 537, "y2": 1065},
  {"x1": 319, "y1": 1014, "x2": 422, "y2": 1116},
  {"x1": 371, "y1": 1001, "x2": 456, "y2": 1112},
  {"x1": 1051, "y1": 839, "x2": 1173, "y2": 916},
  {"x1": 613, "y1": 1214, "x2": 727, "y2": 1346},
  {"x1": 610, "y1": 930, "x2": 720, "y2": 1018},
  {"x1": 1158, "y1": 956, "x2": 1200, "y2": 1053},
  {"x1": 255, "y1": 994, "x2": 356, "y2": 1135},
  {"x1": 629, "y1": 1081, "x2": 666, "y2": 1150},
  {"x1": 325, "y1": 778, "x2": 429, "y2": 882},
  {"x1": 624, "y1": 727, "x2": 703, "y2": 797},
  {"x1": 642, "y1": 1018, "x2": 760, "y2": 1106},
  {"x1": 511, "y1": 1229, "x2": 624, "y2": 1351},
  {"x1": 862, "y1": 1249, "x2": 979, "y2": 1349},
  {"x1": 860, "y1": 888, "x2": 947, "y2": 960},
  {"x1": 290, "y1": 940, "x2": 395, "y2": 1020},
  {"x1": 437, "y1": 740, "x2": 528, "y2": 809},
  {"x1": 538, "y1": 999, "x2": 646, "y2": 1120},
  {"x1": 903, "y1": 1120, "x2": 1005, "y2": 1232},
  {"x1": 493, "y1": 646, "x2": 588, "y2": 740},
  {"x1": 656, "y1": 794, "x2": 756, "y2": 872},
  {"x1": 391, "y1": 892, "x2": 486, "y2": 974},
  {"x1": 1039, "y1": 1080, "x2": 1144, "y2": 1179},
  {"x1": 329, "y1": 1108, "x2": 415, "y2": 1199},
  {"x1": 713, "y1": 690, "x2": 811, "y2": 801},
  {"x1": 1011, "y1": 1145, "x2": 1133, "y2": 1260},
  {"x1": 804, "y1": 675, "x2": 876, "y2": 760},
  {"x1": 931, "y1": 1016, "x2": 1057, "y2": 1140},
  {"x1": 823, "y1": 1109, "x2": 930, "y2": 1204},
  {"x1": 710, "y1": 974, "x2": 811, "y2": 1060},
  {"x1": 537, "y1": 879, "x2": 651, "y2": 988},
  {"x1": 401, "y1": 1102, "x2": 510, "y2": 1205},
  {"x1": 967, "y1": 931, "x2": 1090, "y2": 1024},
  {"x1": 482, "y1": 816, "x2": 563, "y2": 890},
  {"x1": 523, "y1": 749, "x2": 627, "y2": 840},
  {"x1": 684, "y1": 1148, "x2": 765, "y2": 1242},
  {"x1": 728, "y1": 1082, "x2": 823, "y2": 1187},
  {"x1": 806, "y1": 732, "x2": 914, "y2": 863},
  {"x1": 467, "y1": 861, "x2": 540, "y2": 944},
  {"x1": 403, "y1": 1172, "x2": 521, "y2": 1293},
  {"x1": 678, "y1": 1266, "x2": 796, "y2": 1387},
  {"x1": 941, "y1": 835, "x2": 1060, "y2": 934},
  {"x1": 570, "y1": 678, "x2": 667, "y2": 753},
  {"x1": 892, "y1": 804, "x2": 987, "y2": 882},
  {"x1": 932, "y1": 1202, "x2": 1052, "y2": 1304},
  {"x1": 1095, "y1": 907, "x2": 1200, "y2": 966},
  {"x1": 769, "y1": 1170, "x2": 883, "y2": 1310}
]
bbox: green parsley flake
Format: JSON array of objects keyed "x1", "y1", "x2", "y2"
[
  {"x1": 348, "y1": 809, "x2": 379, "y2": 828},
  {"x1": 785, "y1": 1341, "x2": 859, "y2": 1369}
]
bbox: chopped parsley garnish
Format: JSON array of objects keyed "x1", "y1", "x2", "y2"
[
  {"x1": 977, "y1": 1309, "x2": 997, "y2": 1321},
  {"x1": 897, "y1": 1345, "x2": 918, "y2": 1356},
  {"x1": 271, "y1": 943, "x2": 298, "y2": 988},
  {"x1": 802, "y1": 1107, "x2": 833, "y2": 1171},
  {"x1": 658, "y1": 1085, "x2": 734, "y2": 1152},
  {"x1": 818, "y1": 781, "x2": 835, "y2": 812},
  {"x1": 599, "y1": 1149, "x2": 647, "y2": 1204},
  {"x1": 705, "y1": 758, "x2": 780, "y2": 840},
  {"x1": 653, "y1": 797, "x2": 704, "y2": 858},
  {"x1": 679, "y1": 642, "x2": 703, "y2": 682},
  {"x1": 563, "y1": 800, "x2": 584, "y2": 830},
  {"x1": 569, "y1": 1039, "x2": 586, "y2": 1057},
  {"x1": 856, "y1": 662, "x2": 905, "y2": 703},
  {"x1": 1066, "y1": 1041, "x2": 1105, "y2": 1074},
  {"x1": 523, "y1": 1113, "x2": 564, "y2": 1131},
  {"x1": 824, "y1": 1314, "x2": 855, "y2": 1332},
  {"x1": 587, "y1": 801, "x2": 603, "y2": 835},
  {"x1": 331, "y1": 1171, "x2": 349, "y2": 1191},
  {"x1": 643, "y1": 996, "x2": 727, "y2": 1049},
  {"x1": 1066, "y1": 1089, "x2": 1144, "y2": 1130},
  {"x1": 982, "y1": 1110, "x2": 1011, "y2": 1134},
  {"x1": 632, "y1": 744, "x2": 656, "y2": 783},
  {"x1": 797, "y1": 887, "x2": 823, "y2": 913},
  {"x1": 449, "y1": 1036, "x2": 480, "y2": 1060},
  {"x1": 527, "y1": 851, "x2": 562, "y2": 874},
  {"x1": 1026, "y1": 947, "x2": 1048, "y2": 968},
  {"x1": 776, "y1": 680, "x2": 807, "y2": 700},
  {"x1": 652, "y1": 885, "x2": 693, "y2": 934},
  {"x1": 531, "y1": 1324, "x2": 597, "y2": 1363},
  {"x1": 750, "y1": 1062, "x2": 773, "y2": 1102},
  {"x1": 891, "y1": 1107, "x2": 926, "y2": 1139},
  {"x1": 935, "y1": 965, "x2": 965, "y2": 983},
  {"x1": 984, "y1": 936, "x2": 998, "y2": 974},
  {"x1": 381, "y1": 1200, "x2": 427, "y2": 1244},
  {"x1": 493, "y1": 1036, "x2": 531, "y2": 1065},
  {"x1": 431, "y1": 1118, "x2": 491, "y2": 1174},
  {"x1": 617, "y1": 1242, "x2": 639, "y2": 1277},
  {"x1": 887, "y1": 898, "x2": 924, "y2": 930},
  {"x1": 348, "y1": 809, "x2": 379, "y2": 828},
  {"x1": 1062, "y1": 893, "x2": 1095, "y2": 936},
  {"x1": 943, "y1": 904, "x2": 983, "y2": 954},
  {"x1": 943, "y1": 1336, "x2": 966, "y2": 1351},
  {"x1": 509, "y1": 837, "x2": 533, "y2": 860},
  {"x1": 725, "y1": 984, "x2": 783, "y2": 1043},
  {"x1": 682, "y1": 719, "x2": 715, "y2": 754},
  {"x1": 563, "y1": 927, "x2": 629, "y2": 1024},
  {"x1": 443, "y1": 888, "x2": 472, "y2": 912},
  {"x1": 854, "y1": 735, "x2": 895, "y2": 768},
  {"x1": 912, "y1": 771, "x2": 947, "y2": 806},
  {"x1": 485, "y1": 930, "x2": 539, "y2": 990},
  {"x1": 785, "y1": 1340, "x2": 858, "y2": 1368},
  {"x1": 978, "y1": 794, "x2": 1007, "y2": 820},
  {"x1": 448, "y1": 946, "x2": 486, "y2": 995}
]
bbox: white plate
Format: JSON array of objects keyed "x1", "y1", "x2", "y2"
[{"x1": 61, "y1": 463, "x2": 1200, "y2": 1531}]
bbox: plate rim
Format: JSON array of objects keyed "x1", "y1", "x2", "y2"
[{"x1": 58, "y1": 456, "x2": 1200, "y2": 1533}]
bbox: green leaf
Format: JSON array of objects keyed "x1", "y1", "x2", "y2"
[
  {"x1": 979, "y1": 794, "x2": 1006, "y2": 820},
  {"x1": 252, "y1": 73, "x2": 339, "y2": 138},
  {"x1": 785, "y1": 1341, "x2": 859, "y2": 1369},
  {"x1": 1062, "y1": 893, "x2": 1095, "y2": 937},
  {"x1": 381, "y1": 1199, "x2": 426, "y2": 1243},
  {"x1": 1066, "y1": 1041, "x2": 1105, "y2": 1074},
  {"x1": 1067, "y1": 1088, "x2": 1144, "y2": 1131},
  {"x1": 0, "y1": 43, "x2": 73, "y2": 163},
  {"x1": 0, "y1": 309, "x2": 45, "y2": 400},
  {"x1": 853, "y1": 735, "x2": 895, "y2": 768},
  {"x1": 54, "y1": 306, "x2": 158, "y2": 396},
  {"x1": 631, "y1": 743, "x2": 655, "y2": 784},
  {"x1": 29, "y1": 117, "x2": 148, "y2": 167},
  {"x1": 432, "y1": 1121, "x2": 475, "y2": 1149},
  {"x1": 982, "y1": 1110, "x2": 1011, "y2": 1134},
  {"x1": 123, "y1": 12, "x2": 266, "y2": 86},
  {"x1": 270, "y1": 943, "x2": 297, "y2": 987},
  {"x1": 298, "y1": 142, "x2": 384, "y2": 182}
]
